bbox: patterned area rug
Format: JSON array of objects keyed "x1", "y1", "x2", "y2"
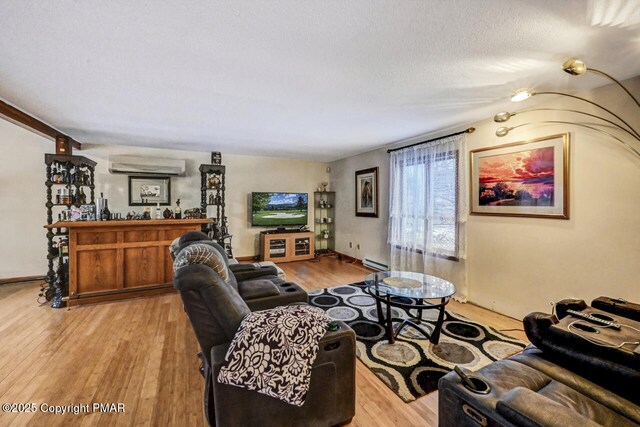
[{"x1": 309, "y1": 283, "x2": 526, "y2": 402}]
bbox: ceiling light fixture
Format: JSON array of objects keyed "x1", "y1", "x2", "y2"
[{"x1": 495, "y1": 58, "x2": 640, "y2": 159}]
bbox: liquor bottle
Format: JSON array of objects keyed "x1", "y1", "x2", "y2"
[
  {"x1": 55, "y1": 189, "x2": 61, "y2": 204},
  {"x1": 155, "y1": 203, "x2": 162, "y2": 219},
  {"x1": 60, "y1": 188, "x2": 68, "y2": 205},
  {"x1": 79, "y1": 188, "x2": 87, "y2": 205},
  {"x1": 101, "y1": 199, "x2": 111, "y2": 221},
  {"x1": 174, "y1": 199, "x2": 182, "y2": 219}
]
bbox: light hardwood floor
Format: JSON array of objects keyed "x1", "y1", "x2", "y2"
[{"x1": 0, "y1": 258, "x2": 526, "y2": 426}]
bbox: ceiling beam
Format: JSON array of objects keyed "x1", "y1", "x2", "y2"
[{"x1": 0, "y1": 99, "x2": 81, "y2": 149}]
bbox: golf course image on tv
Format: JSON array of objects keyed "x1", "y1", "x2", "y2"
[{"x1": 251, "y1": 192, "x2": 308, "y2": 226}]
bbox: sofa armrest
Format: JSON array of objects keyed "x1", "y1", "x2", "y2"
[
  {"x1": 210, "y1": 321, "x2": 355, "y2": 368},
  {"x1": 229, "y1": 264, "x2": 278, "y2": 282},
  {"x1": 209, "y1": 321, "x2": 356, "y2": 427},
  {"x1": 496, "y1": 387, "x2": 602, "y2": 427}
]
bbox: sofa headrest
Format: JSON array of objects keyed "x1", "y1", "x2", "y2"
[
  {"x1": 175, "y1": 232, "x2": 229, "y2": 261},
  {"x1": 179, "y1": 230, "x2": 211, "y2": 246},
  {"x1": 173, "y1": 243, "x2": 234, "y2": 288}
]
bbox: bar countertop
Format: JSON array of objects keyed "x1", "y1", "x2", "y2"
[{"x1": 44, "y1": 218, "x2": 211, "y2": 229}]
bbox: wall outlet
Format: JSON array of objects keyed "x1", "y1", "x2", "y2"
[
  {"x1": 349, "y1": 242, "x2": 353, "y2": 248},
  {"x1": 357, "y1": 244, "x2": 360, "y2": 250}
]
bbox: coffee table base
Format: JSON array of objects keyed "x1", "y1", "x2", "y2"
[{"x1": 365, "y1": 289, "x2": 450, "y2": 345}]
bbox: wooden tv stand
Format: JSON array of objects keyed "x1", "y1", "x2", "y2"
[{"x1": 260, "y1": 231, "x2": 314, "y2": 263}]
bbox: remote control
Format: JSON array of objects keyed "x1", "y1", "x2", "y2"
[{"x1": 566, "y1": 309, "x2": 621, "y2": 330}]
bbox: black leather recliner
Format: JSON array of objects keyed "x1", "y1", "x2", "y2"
[
  {"x1": 174, "y1": 263, "x2": 357, "y2": 427},
  {"x1": 438, "y1": 299, "x2": 640, "y2": 427},
  {"x1": 172, "y1": 231, "x2": 308, "y2": 311}
]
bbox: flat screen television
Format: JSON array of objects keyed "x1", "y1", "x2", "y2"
[{"x1": 251, "y1": 192, "x2": 308, "y2": 227}]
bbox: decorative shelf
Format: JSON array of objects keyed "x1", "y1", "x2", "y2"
[{"x1": 44, "y1": 153, "x2": 96, "y2": 309}]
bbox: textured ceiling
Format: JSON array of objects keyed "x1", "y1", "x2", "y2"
[{"x1": 1, "y1": 0, "x2": 639, "y2": 161}]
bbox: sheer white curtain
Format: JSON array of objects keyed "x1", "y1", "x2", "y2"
[{"x1": 388, "y1": 133, "x2": 468, "y2": 301}]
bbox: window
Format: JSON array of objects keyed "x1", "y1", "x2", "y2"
[{"x1": 388, "y1": 141, "x2": 462, "y2": 260}]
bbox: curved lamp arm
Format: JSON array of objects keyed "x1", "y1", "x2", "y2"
[
  {"x1": 494, "y1": 108, "x2": 640, "y2": 142},
  {"x1": 533, "y1": 91, "x2": 640, "y2": 139},
  {"x1": 563, "y1": 59, "x2": 640, "y2": 109},
  {"x1": 496, "y1": 120, "x2": 640, "y2": 159}
]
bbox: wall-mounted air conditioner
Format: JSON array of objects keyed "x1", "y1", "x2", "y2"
[{"x1": 108, "y1": 155, "x2": 186, "y2": 176}]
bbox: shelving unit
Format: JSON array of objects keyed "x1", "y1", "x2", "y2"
[
  {"x1": 314, "y1": 191, "x2": 335, "y2": 255},
  {"x1": 260, "y1": 231, "x2": 314, "y2": 263},
  {"x1": 199, "y1": 164, "x2": 233, "y2": 257},
  {"x1": 44, "y1": 154, "x2": 96, "y2": 308}
]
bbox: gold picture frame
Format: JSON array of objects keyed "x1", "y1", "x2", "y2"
[{"x1": 470, "y1": 133, "x2": 570, "y2": 219}]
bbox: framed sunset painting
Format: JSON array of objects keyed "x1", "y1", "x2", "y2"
[{"x1": 470, "y1": 133, "x2": 570, "y2": 219}]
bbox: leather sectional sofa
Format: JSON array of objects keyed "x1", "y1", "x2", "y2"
[
  {"x1": 438, "y1": 299, "x2": 640, "y2": 427},
  {"x1": 171, "y1": 231, "x2": 308, "y2": 311}
]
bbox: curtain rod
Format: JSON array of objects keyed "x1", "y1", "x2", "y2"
[{"x1": 386, "y1": 127, "x2": 475, "y2": 153}]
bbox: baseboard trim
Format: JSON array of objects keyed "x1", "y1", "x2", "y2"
[
  {"x1": 0, "y1": 275, "x2": 45, "y2": 285},
  {"x1": 333, "y1": 251, "x2": 366, "y2": 267}
]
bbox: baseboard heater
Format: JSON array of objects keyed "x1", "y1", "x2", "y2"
[{"x1": 362, "y1": 257, "x2": 388, "y2": 272}]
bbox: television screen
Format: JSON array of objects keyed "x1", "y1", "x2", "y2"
[{"x1": 251, "y1": 192, "x2": 308, "y2": 227}]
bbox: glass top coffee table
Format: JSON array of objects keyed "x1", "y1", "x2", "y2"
[{"x1": 363, "y1": 271, "x2": 456, "y2": 344}]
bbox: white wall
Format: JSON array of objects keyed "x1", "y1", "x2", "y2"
[
  {"x1": 330, "y1": 77, "x2": 640, "y2": 320},
  {"x1": 0, "y1": 125, "x2": 328, "y2": 279},
  {"x1": 466, "y1": 77, "x2": 640, "y2": 319},
  {"x1": 0, "y1": 119, "x2": 50, "y2": 278},
  {"x1": 85, "y1": 145, "x2": 328, "y2": 257},
  {"x1": 330, "y1": 149, "x2": 390, "y2": 264}
]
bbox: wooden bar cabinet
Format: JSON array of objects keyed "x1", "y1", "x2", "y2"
[{"x1": 44, "y1": 219, "x2": 210, "y2": 306}]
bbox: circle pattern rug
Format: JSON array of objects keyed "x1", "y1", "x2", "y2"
[{"x1": 309, "y1": 282, "x2": 526, "y2": 402}]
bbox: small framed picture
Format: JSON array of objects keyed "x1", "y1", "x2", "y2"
[
  {"x1": 128, "y1": 176, "x2": 171, "y2": 206},
  {"x1": 470, "y1": 133, "x2": 570, "y2": 219},
  {"x1": 355, "y1": 167, "x2": 379, "y2": 217}
]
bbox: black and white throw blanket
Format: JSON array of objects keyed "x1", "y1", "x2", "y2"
[{"x1": 217, "y1": 305, "x2": 330, "y2": 406}]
